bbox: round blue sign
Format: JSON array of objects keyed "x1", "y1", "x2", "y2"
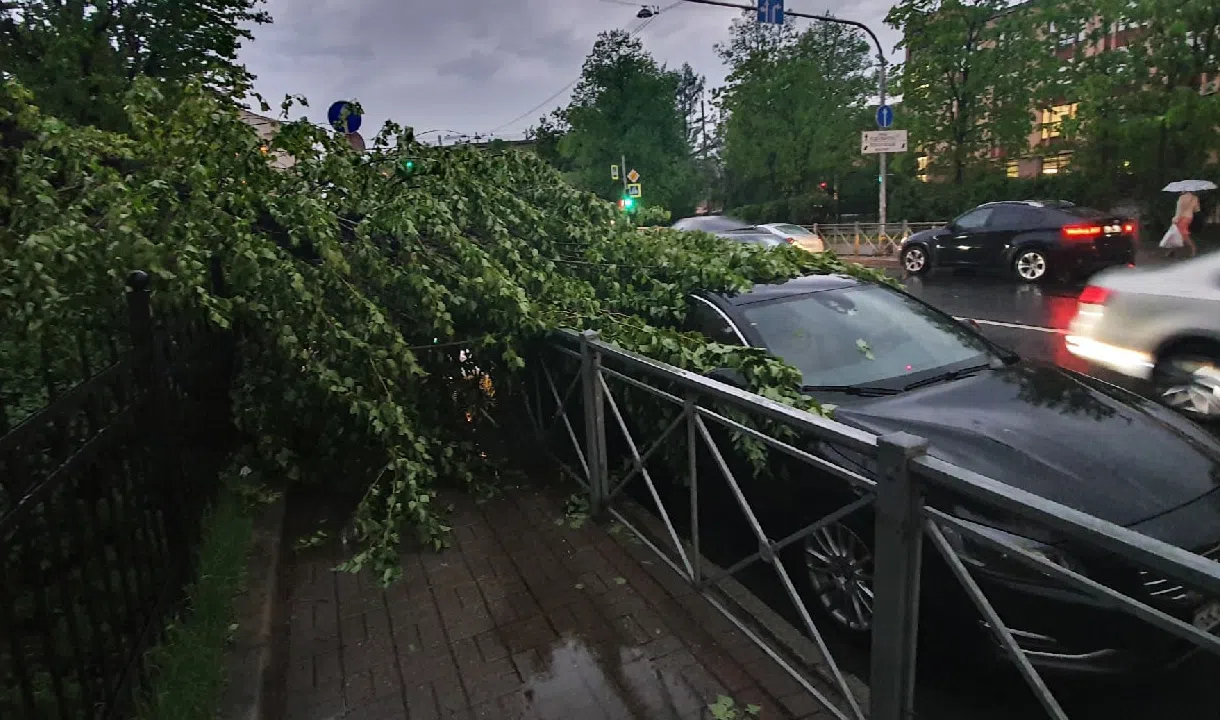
[
  {"x1": 876, "y1": 104, "x2": 894, "y2": 129},
  {"x1": 327, "y1": 101, "x2": 362, "y2": 134}
]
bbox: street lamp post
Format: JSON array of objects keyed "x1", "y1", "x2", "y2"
[{"x1": 661, "y1": 0, "x2": 892, "y2": 226}]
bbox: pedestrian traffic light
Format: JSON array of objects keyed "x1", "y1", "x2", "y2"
[{"x1": 620, "y1": 196, "x2": 636, "y2": 211}]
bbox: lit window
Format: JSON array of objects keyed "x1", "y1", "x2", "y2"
[
  {"x1": 1006, "y1": 160, "x2": 1020, "y2": 178},
  {"x1": 916, "y1": 155, "x2": 929, "y2": 182},
  {"x1": 1042, "y1": 152, "x2": 1073, "y2": 175},
  {"x1": 1040, "y1": 103, "x2": 1078, "y2": 140}
]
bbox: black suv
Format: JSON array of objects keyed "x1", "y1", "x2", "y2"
[{"x1": 899, "y1": 201, "x2": 1135, "y2": 282}]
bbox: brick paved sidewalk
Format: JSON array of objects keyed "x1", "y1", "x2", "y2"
[{"x1": 274, "y1": 482, "x2": 832, "y2": 720}]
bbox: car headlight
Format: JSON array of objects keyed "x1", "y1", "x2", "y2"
[{"x1": 939, "y1": 517, "x2": 1085, "y2": 580}]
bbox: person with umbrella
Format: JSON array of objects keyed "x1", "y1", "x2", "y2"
[{"x1": 1161, "y1": 180, "x2": 1215, "y2": 259}]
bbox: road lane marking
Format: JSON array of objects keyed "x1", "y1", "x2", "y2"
[{"x1": 954, "y1": 317, "x2": 1066, "y2": 335}]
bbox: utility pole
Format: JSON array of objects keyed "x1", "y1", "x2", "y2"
[
  {"x1": 878, "y1": 61, "x2": 888, "y2": 228},
  {"x1": 621, "y1": 153, "x2": 628, "y2": 193},
  {"x1": 699, "y1": 96, "x2": 707, "y2": 159}
]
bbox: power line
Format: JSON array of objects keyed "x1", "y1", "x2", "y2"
[{"x1": 484, "y1": 2, "x2": 683, "y2": 135}]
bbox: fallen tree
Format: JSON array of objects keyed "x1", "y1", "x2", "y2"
[{"x1": 0, "y1": 79, "x2": 890, "y2": 581}]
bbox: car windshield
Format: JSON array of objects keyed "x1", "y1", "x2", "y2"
[
  {"x1": 740, "y1": 285, "x2": 992, "y2": 389},
  {"x1": 770, "y1": 223, "x2": 815, "y2": 237},
  {"x1": 674, "y1": 215, "x2": 753, "y2": 232}
]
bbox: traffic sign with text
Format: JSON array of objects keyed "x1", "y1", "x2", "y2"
[
  {"x1": 876, "y1": 104, "x2": 894, "y2": 128},
  {"x1": 861, "y1": 130, "x2": 908, "y2": 154},
  {"x1": 626, "y1": 168, "x2": 640, "y2": 183},
  {"x1": 757, "y1": 0, "x2": 784, "y2": 25},
  {"x1": 626, "y1": 183, "x2": 642, "y2": 198}
]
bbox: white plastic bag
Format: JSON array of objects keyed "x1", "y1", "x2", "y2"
[{"x1": 1160, "y1": 224, "x2": 1184, "y2": 249}]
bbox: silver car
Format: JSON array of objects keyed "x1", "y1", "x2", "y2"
[
  {"x1": 1066, "y1": 252, "x2": 1220, "y2": 418},
  {"x1": 756, "y1": 223, "x2": 826, "y2": 254}
]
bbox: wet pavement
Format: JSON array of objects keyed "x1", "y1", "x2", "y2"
[{"x1": 273, "y1": 482, "x2": 830, "y2": 720}]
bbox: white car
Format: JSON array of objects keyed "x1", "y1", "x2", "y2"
[
  {"x1": 1066, "y1": 252, "x2": 1220, "y2": 418},
  {"x1": 757, "y1": 223, "x2": 826, "y2": 254}
]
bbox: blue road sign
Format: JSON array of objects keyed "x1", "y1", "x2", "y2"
[
  {"x1": 757, "y1": 0, "x2": 784, "y2": 25},
  {"x1": 327, "y1": 101, "x2": 362, "y2": 134},
  {"x1": 627, "y1": 183, "x2": 642, "y2": 198},
  {"x1": 876, "y1": 104, "x2": 894, "y2": 129}
]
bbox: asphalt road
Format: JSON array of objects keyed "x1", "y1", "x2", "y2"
[{"x1": 896, "y1": 268, "x2": 1139, "y2": 388}]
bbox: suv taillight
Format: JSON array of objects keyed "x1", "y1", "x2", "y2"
[
  {"x1": 1078, "y1": 285, "x2": 1111, "y2": 305},
  {"x1": 1062, "y1": 224, "x2": 1103, "y2": 240}
]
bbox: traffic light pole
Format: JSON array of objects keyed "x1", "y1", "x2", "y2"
[{"x1": 675, "y1": 0, "x2": 890, "y2": 225}]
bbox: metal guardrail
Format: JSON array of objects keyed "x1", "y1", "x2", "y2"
[
  {"x1": 804, "y1": 222, "x2": 946, "y2": 257},
  {"x1": 524, "y1": 328, "x2": 1220, "y2": 720}
]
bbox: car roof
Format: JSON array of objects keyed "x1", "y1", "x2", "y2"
[
  {"x1": 711, "y1": 273, "x2": 862, "y2": 306},
  {"x1": 977, "y1": 199, "x2": 1075, "y2": 209}
]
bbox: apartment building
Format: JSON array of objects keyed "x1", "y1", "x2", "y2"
[
  {"x1": 911, "y1": 4, "x2": 1218, "y2": 182},
  {"x1": 237, "y1": 108, "x2": 295, "y2": 169}
]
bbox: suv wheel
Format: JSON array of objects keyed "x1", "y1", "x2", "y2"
[
  {"x1": 1013, "y1": 249, "x2": 1050, "y2": 282},
  {"x1": 901, "y1": 245, "x2": 931, "y2": 275}
]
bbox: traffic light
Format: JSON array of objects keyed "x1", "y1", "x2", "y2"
[
  {"x1": 619, "y1": 196, "x2": 636, "y2": 212},
  {"x1": 818, "y1": 182, "x2": 833, "y2": 197}
]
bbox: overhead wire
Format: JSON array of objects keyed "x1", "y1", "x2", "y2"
[{"x1": 484, "y1": 1, "x2": 684, "y2": 135}]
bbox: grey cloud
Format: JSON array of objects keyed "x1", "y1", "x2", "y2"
[{"x1": 240, "y1": 0, "x2": 899, "y2": 140}]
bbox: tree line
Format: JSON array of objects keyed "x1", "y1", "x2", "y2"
[{"x1": 529, "y1": 2, "x2": 1218, "y2": 224}]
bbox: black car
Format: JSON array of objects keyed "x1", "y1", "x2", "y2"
[
  {"x1": 671, "y1": 214, "x2": 788, "y2": 248},
  {"x1": 899, "y1": 200, "x2": 1136, "y2": 282},
  {"x1": 675, "y1": 273, "x2": 1220, "y2": 674}
]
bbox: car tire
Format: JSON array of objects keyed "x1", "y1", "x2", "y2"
[
  {"x1": 1152, "y1": 345, "x2": 1220, "y2": 420},
  {"x1": 791, "y1": 517, "x2": 876, "y2": 642},
  {"x1": 901, "y1": 245, "x2": 931, "y2": 276},
  {"x1": 1012, "y1": 248, "x2": 1050, "y2": 283}
]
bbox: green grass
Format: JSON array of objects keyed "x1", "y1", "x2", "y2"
[{"x1": 136, "y1": 479, "x2": 256, "y2": 720}]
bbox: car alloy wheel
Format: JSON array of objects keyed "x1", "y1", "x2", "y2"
[
  {"x1": 804, "y1": 522, "x2": 874, "y2": 632},
  {"x1": 1155, "y1": 355, "x2": 1220, "y2": 419},
  {"x1": 902, "y1": 246, "x2": 928, "y2": 274},
  {"x1": 1014, "y1": 250, "x2": 1048, "y2": 282}
]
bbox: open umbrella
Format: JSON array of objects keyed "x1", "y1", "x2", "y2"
[{"x1": 1162, "y1": 180, "x2": 1217, "y2": 192}]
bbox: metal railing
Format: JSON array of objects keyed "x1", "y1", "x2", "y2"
[
  {"x1": 524, "y1": 328, "x2": 1220, "y2": 720},
  {"x1": 0, "y1": 269, "x2": 235, "y2": 719},
  {"x1": 805, "y1": 222, "x2": 946, "y2": 257}
]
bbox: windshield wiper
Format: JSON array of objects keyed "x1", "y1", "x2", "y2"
[
  {"x1": 903, "y1": 363, "x2": 991, "y2": 392},
  {"x1": 802, "y1": 384, "x2": 899, "y2": 397}
]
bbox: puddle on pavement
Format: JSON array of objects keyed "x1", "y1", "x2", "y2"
[{"x1": 518, "y1": 635, "x2": 702, "y2": 719}]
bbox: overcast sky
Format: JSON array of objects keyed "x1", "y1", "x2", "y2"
[{"x1": 240, "y1": 0, "x2": 902, "y2": 144}]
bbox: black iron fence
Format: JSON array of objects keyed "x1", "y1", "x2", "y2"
[
  {"x1": 526, "y1": 329, "x2": 1220, "y2": 720},
  {"x1": 0, "y1": 269, "x2": 235, "y2": 719}
]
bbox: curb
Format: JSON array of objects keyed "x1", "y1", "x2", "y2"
[{"x1": 218, "y1": 492, "x2": 288, "y2": 720}]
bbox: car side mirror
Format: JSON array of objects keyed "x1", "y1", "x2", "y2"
[{"x1": 706, "y1": 367, "x2": 747, "y2": 389}]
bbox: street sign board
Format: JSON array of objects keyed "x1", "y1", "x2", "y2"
[
  {"x1": 611, "y1": 164, "x2": 620, "y2": 180},
  {"x1": 757, "y1": 0, "x2": 784, "y2": 24},
  {"x1": 626, "y1": 183, "x2": 642, "y2": 198},
  {"x1": 861, "y1": 130, "x2": 908, "y2": 154},
  {"x1": 876, "y1": 104, "x2": 894, "y2": 128},
  {"x1": 626, "y1": 168, "x2": 640, "y2": 183},
  {"x1": 327, "y1": 101, "x2": 362, "y2": 134}
]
